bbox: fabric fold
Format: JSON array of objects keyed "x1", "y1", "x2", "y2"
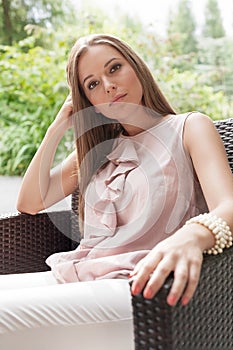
[
  {"x1": 91, "y1": 138, "x2": 140, "y2": 236},
  {"x1": 46, "y1": 248, "x2": 149, "y2": 283},
  {"x1": 46, "y1": 113, "x2": 208, "y2": 284}
]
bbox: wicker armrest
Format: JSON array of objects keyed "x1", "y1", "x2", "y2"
[
  {"x1": 131, "y1": 245, "x2": 233, "y2": 350},
  {"x1": 0, "y1": 210, "x2": 73, "y2": 274}
]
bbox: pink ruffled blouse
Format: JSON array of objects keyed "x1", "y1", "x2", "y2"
[{"x1": 46, "y1": 112, "x2": 207, "y2": 283}]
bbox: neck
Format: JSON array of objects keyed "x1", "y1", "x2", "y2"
[{"x1": 122, "y1": 114, "x2": 168, "y2": 136}]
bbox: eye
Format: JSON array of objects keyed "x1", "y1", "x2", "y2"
[
  {"x1": 88, "y1": 80, "x2": 99, "y2": 90},
  {"x1": 110, "y1": 63, "x2": 121, "y2": 73}
]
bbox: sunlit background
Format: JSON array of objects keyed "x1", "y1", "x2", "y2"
[
  {"x1": 75, "y1": 0, "x2": 233, "y2": 36},
  {"x1": 1, "y1": 0, "x2": 233, "y2": 179}
]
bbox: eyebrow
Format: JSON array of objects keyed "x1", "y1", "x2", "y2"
[{"x1": 82, "y1": 57, "x2": 118, "y2": 86}]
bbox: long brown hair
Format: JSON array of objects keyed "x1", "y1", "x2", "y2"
[{"x1": 66, "y1": 33, "x2": 176, "y2": 232}]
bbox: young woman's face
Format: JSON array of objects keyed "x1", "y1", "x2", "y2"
[{"x1": 78, "y1": 44, "x2": 143, "y2": 121}]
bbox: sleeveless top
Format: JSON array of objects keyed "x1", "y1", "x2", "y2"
[{"x1": 46, "y1": 112, "x2": 208, "y2": 283}]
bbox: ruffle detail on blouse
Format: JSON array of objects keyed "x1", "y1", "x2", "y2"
[
  {"x1": 92, "y1": 138, "x2": 140, "y2": 236},
  {"x1": 106, "y1": 137, "x2": 139, "y2": 165}
]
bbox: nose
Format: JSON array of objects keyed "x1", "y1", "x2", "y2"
[{"x1": 104, "y1": 79, "x2": 116, "y2": 94}]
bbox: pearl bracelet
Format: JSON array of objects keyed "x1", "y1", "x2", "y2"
[{"x1": 185, "y1": 213, "x2": 233, "y2": 255}]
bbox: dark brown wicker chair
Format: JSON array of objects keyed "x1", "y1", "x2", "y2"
[{"x1": 0, "y1": 118, "x2": 233, "y2": 350}]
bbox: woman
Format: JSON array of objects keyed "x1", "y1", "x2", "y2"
[
  {"x1": 1, "y1": 34, "x2": 232, "y2": 347},
  {"x1": 17, "y1": 33, "x2": 233, "y2": 304}
]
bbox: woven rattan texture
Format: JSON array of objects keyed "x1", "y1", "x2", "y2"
[
  {"x1": 171, "y1": 247, "x2": 233, "y2": 350},
  {"x1": 71, "y1": 188, "x2": 81, "y2": 246},
  {"x1": 215, "y1": 118, "x2": 233, "y2": 172},
  {"x1": 132, "y1": 247, "x2": 233, "y2": 350},
  {"x1": 0, "y1": 211, "x2": 72, "y2": 274},
  {"x1": 132, "y1": 118, "x2": 233, "y2": 350}
]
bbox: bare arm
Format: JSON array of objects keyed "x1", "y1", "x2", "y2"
[
  {"x1": 17, "y1": 95, "x2": 78, "y2": 214},
  {"x1": 131, "y1": 113, "x2": 233, "y2": 305},
  {"x1": 184, "y1": 113, "x2": 233, "y2": 225}
]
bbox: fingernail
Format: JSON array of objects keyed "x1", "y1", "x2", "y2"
[
  {"x1": 144, "y1": 287, "x2": 153, "y2": 299},
  {"x1": 128, "y1": 272, "x2": 135, "y2": 278},
  {"x1": 181, "y1": 296, "x2": 189, "y2": 306},
  {"x1": 131, "y1": 284, "x2": 140, "y2": 295},
  {"x1": 167, "y1": 295, "x2": 177, "y2": 306}
]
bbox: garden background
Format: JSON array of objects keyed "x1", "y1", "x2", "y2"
[{"x1": 0, "y1": 0, "x2": 232, "y2": 181}]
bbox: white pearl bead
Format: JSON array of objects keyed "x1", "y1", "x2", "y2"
[{"x1": 185, "y1": 213, "x2": 232, "y2": 255}]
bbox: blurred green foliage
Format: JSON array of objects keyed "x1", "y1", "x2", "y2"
[
  {"x1": 0, "y1": 39, "x2": 69, "y2": 175},
  {"x1": 0, "y1": 0, "x2": 76, "y2": 45},
  {"x1": 203, "y1": 0, "x2": 225, "y2": 38},
  {"x1": 0, "y1": 7, "x2": 233, "y2": 175}
]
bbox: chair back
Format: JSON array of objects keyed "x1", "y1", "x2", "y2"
[{"x1": 214, "y1": 118, "x2": 233, "y2": 172}]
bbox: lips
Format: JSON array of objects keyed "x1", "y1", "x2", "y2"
[{"x1": 109, "y1": 93, "x2": 127, "y2": 106}]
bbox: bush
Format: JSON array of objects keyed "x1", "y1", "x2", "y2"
[
  {"x1": 159, "y1": 69, "x2": 231, "y2": 119},
  {"x1": 1, "y1": 12, "x2": 232, "y2": 175},
  {"x1": 0, "y1": 42, "x2": 71, "y2": 175}
]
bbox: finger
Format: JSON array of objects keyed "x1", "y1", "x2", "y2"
[
  {"x1": 166, "y1": 261, "x2": 189, "y2": 306},
  {"x1": 181, "y1": 258, "x2": 202, "y2": 306},
  {"x1": 131, "y1": 250, "x2": 163, "y2": 277},
  {"x1": 131, "y1": 252, "x2": 162, "y2": 296},
  {"x1": 130, "y1": 257, "x2": 146, "y2": 276},
  {"x1": 142, "y1": 257, "x2": 174, "y2": 299}
]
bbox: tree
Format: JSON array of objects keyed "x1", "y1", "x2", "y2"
[
  {"x1": 202, "y1": 0, "x2": 225, "y2": 38},
  {"x1": 0, "y1": 0, "x2": 75, "y2": 45},
  {"x1": 1, "y1": 0, "x2": 13, "y2": 44},
  {"x1": 167, "y1": 0, "x2": 197, "y2": 54}
]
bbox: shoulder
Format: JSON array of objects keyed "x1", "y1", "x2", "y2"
[
  {"x1": 170, "y1": 111, "x2": 213, "y2": 128},
  {"x1": 183, "y1": 111, "x2": 220, "y2": 153},
  {"x1": 184, "y1": 111, "x2": 216, "y2": 136},
  {"x1": 170, "y1": 111, "x2": 215, "y2": 136},
  {"x1": 185, "y1": 111, "x2": 213, "y2": 124}
]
